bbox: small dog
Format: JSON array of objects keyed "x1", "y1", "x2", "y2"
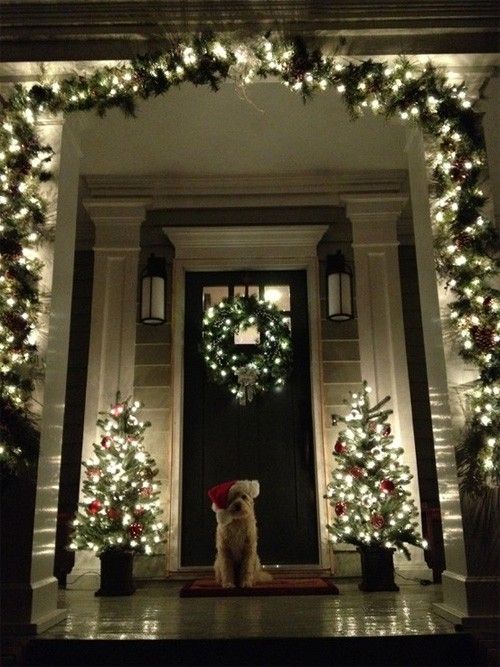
[{"x1": 208, "y1": 479, "x2": 272, "y2": 588}]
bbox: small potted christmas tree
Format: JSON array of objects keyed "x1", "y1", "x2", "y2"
[
  {"x1": 70, "y1": 394, "x2": 167, "y2": 596},
  {"x1": 326, "y1": 381, "x2": 426, "y2": 591}
]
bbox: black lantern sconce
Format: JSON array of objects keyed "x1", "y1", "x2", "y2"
[
  {"x1": 140, "y1": 254, "x2": 166, "y2": 325},
  {"x1": 326, "y1": 250, "x2": 354, "y2": 321}
]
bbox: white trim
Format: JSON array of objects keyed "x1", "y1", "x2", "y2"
[{"x1": 165, "y1": 225, "x2": 329, "y2": 573}]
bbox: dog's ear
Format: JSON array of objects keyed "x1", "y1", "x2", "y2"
[
  {"x1": 232, "y1": 479, "x2": 260, "y2": 499},
  {"x1": 247, "y1": 480, "x2": 260, "y2": 499}
]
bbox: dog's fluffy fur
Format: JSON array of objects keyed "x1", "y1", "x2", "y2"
[{"x1": 213, "y1": 480, "x2": 272, "y2": 588}]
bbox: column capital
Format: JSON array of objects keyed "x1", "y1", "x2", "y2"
[
  {"x1": 83, "y1": 198, "x2": 147, "y2": 250},
  {"x1": 342, "y1": 193, "x2": 408, "y2": 246}
]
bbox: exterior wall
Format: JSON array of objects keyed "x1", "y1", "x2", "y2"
[{"x1": 133, "y1": 249, "x2": 172, "y2": 576}]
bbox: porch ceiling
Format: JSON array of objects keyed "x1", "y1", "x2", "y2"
[
  {"x1": 1, "y1": 0, "x2": 498, "y2": 61},
  {"x1": 78, "y1": 81, "x2": 407, "y2": 177}
]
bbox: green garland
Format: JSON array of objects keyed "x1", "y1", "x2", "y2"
[
  {"x1": 202, "y1": 295, "x2": 292, "y2": 404},
  {"x1": 0, "y1": 33, "x2": 498, "y2": 489}
]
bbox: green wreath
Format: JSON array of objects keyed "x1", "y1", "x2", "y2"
[{"x1": 201, "y1": 295, "x2": 292, "y2": 404}]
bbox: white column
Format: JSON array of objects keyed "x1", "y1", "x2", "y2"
[
  {"x1": 344, "y1": 193, "x2": 429, "y2": 572},
  {"x1": 480, "y1": 76, "x2": 500, "y2": 226},
  {"x1": 406, "y1": 128, "x2": 498, "y2": 629},
  {"x1": 81, "y1": 200, "x2": 146, "y2": 458},
  {"x1": 73, "y1": 200, "x2": 145, "y2": 574},
  {"x1": 1, "y1": 114, "x2": 82, "y2": 634}
]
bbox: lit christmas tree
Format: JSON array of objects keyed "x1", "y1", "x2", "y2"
[
  {"x1": 70, "y1": 394, "x2": 166, "y2": 556},
  {"x1": 326, "y1": 381, "x2": 426, "y2": 559}
]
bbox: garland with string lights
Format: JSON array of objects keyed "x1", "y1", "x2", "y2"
[
  {"x1": 202, "y1": 295, "x2": 292, "y2": 405},
  {"x1": 0, "y1": 33, "x2": 498, "y2": 487}
]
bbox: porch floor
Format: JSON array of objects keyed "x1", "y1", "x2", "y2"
[{"x1": 42, "y1": 574, "x2": 455, "y2": 640}]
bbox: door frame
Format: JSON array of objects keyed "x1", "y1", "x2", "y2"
[{"x1": 165, "y1": 225, "x2": 330, "y2": 574}]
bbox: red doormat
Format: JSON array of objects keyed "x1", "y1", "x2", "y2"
[{"x1": 179, "y1": 577, "x2": 339, "y2": 597}]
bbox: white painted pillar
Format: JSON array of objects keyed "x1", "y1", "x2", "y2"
[
  {"x1": 81, "y1": 200, "x2": 146, "y2": 459},
  {"x1": 406, "y1": 128, "x2": 498, "y2": 628},
  {"x1": 1, "y1": 114, "x2": 82, "y2": 634},
  {"x1": 344, "y1": 193, "x2": 428, "y2": 572},
  {"x1": 73, "y1": 200, "x2": 145, "y2": 574},
  {"x1": 480, "y1": 76, "x2": 500, "y2": 225}
]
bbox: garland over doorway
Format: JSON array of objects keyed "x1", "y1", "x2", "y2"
[{"x1": 0, "y1": 34, "x2": 498, "y2": 490}]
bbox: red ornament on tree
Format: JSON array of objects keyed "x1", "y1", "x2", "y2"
[
  {"x1": 382, "y1": 424, "x2": 391, "y2": 437},
  {"x1": 111, "y1": 403, "x2": 124, "y2": 417},
  {"x1": 133, "y1": 507, "x2": 145, "y2": 518},
  {"x1": 139, "y1": 486, "x2": 152, "y2": 498},
  {"x1": 87, "y1": 499, "x2": 102, "y2": 515},
  {"x1": 106, "y1": 507, "x2": 121, "y2": 521},
  {"x1": 334, "y1": 439, "x2": 346, "y2": 454},
  {"x1": 128, "y1": 522, "x2": 144, "y2": 539},
  {"x1": 101, "y1": 435, "x2": 112, "y2": 449},
  {"x1": 85, "y1": 466, "x2": 102, "y2": 479},
  {"x1": 380, "y1": 479, "x2": 395, "y2": 494},
  {"x1": 370, "y1": 513, "x2": 385, "y2": 529},
  {"x1": 368, "y1": 421, "x2": 378, "y2": 433},
  {"x1": 349, "y1": 466, "x2": 364, "y2": 479},
  {"x1": 335, "y1": 501, "x2": 347, "y2": 516}
]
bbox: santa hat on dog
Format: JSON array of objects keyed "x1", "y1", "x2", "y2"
[{"x1": 208, "y1": 480, "x2": 260, "y2": 524}]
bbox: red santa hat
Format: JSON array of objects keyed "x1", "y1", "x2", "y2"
[
  {"x1": 208, "y1": 480, "x2": 238, "y2": 511},
  {"x1": 208, "y1": 479, "x2": 260, "y2": 513}
]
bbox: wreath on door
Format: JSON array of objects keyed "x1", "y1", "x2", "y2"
[{"x1": 201, "y1": 295, "x2": 292, "y2": 404}]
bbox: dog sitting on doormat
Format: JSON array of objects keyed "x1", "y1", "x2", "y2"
[{"x1": 208, "y1": 479, "x2": 272, "y2": 588}]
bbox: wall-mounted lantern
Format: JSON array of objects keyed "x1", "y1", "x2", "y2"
[
  {"x1": 140, "y1": 254, "x2": 166, "y2": 325},
  {"x1": 326, "y1": 250, "x2": 354, "y2": 321}
]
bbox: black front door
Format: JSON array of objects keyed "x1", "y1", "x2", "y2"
[{"x1": 181, "y1": 270, "x2": 318, "y2": 566}]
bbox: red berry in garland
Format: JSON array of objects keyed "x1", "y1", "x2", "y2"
[
  {"x1": 101, "y1": 435, "x2": 112, "y2": 449},
  {"x1": 349, "y1": 466, "x2": 364, "y2": 479},
  {"x1": 370, "y1": 513, "x2": 385, "y2": 529},
  {"x1": 87, "y1": 499, "x2": 102, "y2": 515},
  {"x1": 334, "y1": 439, "x2": 346, "y2": 454},
  {"x1": 380, "y1": 479, "x2": 395, "y2": 494},
  {"x1": 106, "y1": 507, "x2": 121, "y2": 521},
  {"x1": 335, "y1": 501, "x2": 347, "y2": 516},
  {"x1": 382, "y1": 424, "x2": 391, "y2": 437}
]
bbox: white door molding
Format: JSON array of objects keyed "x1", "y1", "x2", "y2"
[{"x1": 164, "y1": 225, "x2": 329, "y2": 573}]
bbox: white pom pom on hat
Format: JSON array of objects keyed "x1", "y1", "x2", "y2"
[{"x1": 208, "y1": 479, "x2": 260, "y2": 512}]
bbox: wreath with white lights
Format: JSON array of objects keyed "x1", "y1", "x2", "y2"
[
  {"x1": 201, "y1": 295, "x2": 292, "y2": 404},
  {"x1": 0, "y1": 32, "x2": 498, "y2": 489}
]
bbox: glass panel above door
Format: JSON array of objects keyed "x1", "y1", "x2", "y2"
[
  {"x1": 202, "y1": 286, "x2": 228, "y2": 310},
  {"x1": 234, "y1": 285, "x2": 259, "y2": 298},
  {"x1": 264, "y1": 285, "x2": 290, "y2": 311}
]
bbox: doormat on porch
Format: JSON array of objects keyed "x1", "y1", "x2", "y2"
[{"x1": 179, "y1": 578, "x2": 339, "y2": 597}]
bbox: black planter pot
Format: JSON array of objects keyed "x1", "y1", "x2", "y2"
[
  {"x1": 95, "y1": 550, "x2": 136, "y2": 597},
  {"x1": 357, "y1": 546, "x2": 399, "y2": 592}
]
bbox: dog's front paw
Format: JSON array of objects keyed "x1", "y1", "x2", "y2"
[
  {"x1": 221, "y1": 581, "x2": 235, "y2": 589},
  {"x1": 241, "y1": 578, "x2": 254, "y2": 588}
]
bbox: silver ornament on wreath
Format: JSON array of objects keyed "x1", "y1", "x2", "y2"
[{"x1": 201, "y1": 295, "x2": 293, "y2": 404}]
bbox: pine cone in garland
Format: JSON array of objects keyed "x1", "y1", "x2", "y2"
[
  {"x1": 470, "y1": 326, "x2": 495, "y2": 352},
  {"x1": 455, "y1": 232, "x2": 473, "y2": 251}
]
